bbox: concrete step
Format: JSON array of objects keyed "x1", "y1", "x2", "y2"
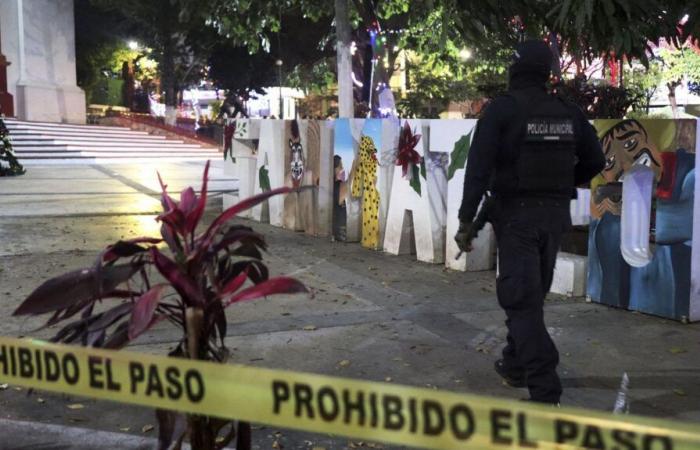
[
  {"x1": 13, "y1": 140, "x2": 188, "y2": 147},
  {"x1": 6, "y1": 126, "x2": 151, "y2": 137},
  {"x1": 16, "y1": 151, "x2": 220, "y2": 158},
  {"x1": 5, "y1": 119, "x2": 220, "y2": 164},
  {"x1": 3, "y1": 119, "x2": 131, "y2": 132},
  {"x1": 15, "y1": 150, "x2": 222, "y2": 156},
  {"x1": 14, "y1": 145, "x2": 213, "y2": 152},
  {"x1": 20, "y1": 156, "x2": 217, "y2": 164},
  {"x1": 9, "y1": 135, "x2": 168, "y2": 143},
  {"x1": 12, "y1": 143, "x2": 205, "y2": 151}
]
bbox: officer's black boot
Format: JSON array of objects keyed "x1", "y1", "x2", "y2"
[{"x1": 494, "y1": 359, "x2": 527, "y2": 388}]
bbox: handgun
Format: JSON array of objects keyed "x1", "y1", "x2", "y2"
[{"x1": 456, "y1": 193, "x2": 494, "y2": 260}]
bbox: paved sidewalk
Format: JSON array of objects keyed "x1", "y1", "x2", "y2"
[{"x1": 0, "y1": 162, "x2": 698, "y2": 449}]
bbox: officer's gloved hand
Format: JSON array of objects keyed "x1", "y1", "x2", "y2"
[{"x1": 454, "y1": 222, "x2": 474, "y2": 253}]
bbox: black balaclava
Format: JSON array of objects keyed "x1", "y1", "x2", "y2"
[{"x1": 508, "y1": 40, "x2": 553, "y2": 90}]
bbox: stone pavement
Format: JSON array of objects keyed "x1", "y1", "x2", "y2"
[{"x1": 0, "y1": 162, "x2": 698, "y2": 449}]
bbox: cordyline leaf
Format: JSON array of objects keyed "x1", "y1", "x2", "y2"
[
  {"x1": 157, "y1": 207, "x2": 187, "y2": 237},
  {"x1": 87, "y1": 303, "x2": 134, "y2": 346},
  {"x1": 231, "y1": 241, "x2": 264, "y2": 260},
  {"x1": 231, "y1": 260, "x2": 268, "y2": 284},
  {"x1": 157, "y1": 171, "x2": 177, "y2": 212},
  {"x1": 208, "y1": 300, "x2": 227, "y2": 349},
  {"x1": 180, "y1": 187, "x2": 197, "y2": 216},
  {"x1": 221, "y1": 270, "x2": 248, "y2": 295},
  {"x1": 150, "y1": 248, "x2": 203, "y2": 306},
  {"x1": 103, "y1": 237, "x2": 162, "y2": 263},
  {"x1": 191, "y1": 226, "x2": 267, "y2": 271},
  {"x1": 14, "y1": 264, "x2": 140, "y2": 316},
  {"x1": 218, "y1": 260, "x2": 267, "y2": 288},
  {"x1": 213, "y1": 226, "x2": 267, "y2": 254},
  {"x1": 160, "y1": 223, "x2": 182, "y2": 254},
  {"x1": 185, "y1": 159, "x2": 210, "y2": 235},
  {"x1": 224, "y1": 277, "x2": 307, "y2": 307},
  {"x1": 128, "y1": 285, "x2": 167, "y2": 340},
  {"x1": 41, "y1": 290, "x2": 138, "y2": 330},
  {"x1": 50, "y1": 303, "x2": 132, "y2": 345},
  {"x1": 208, "y1": 187, "x2": 292, "y2": 236},
  {"x1": 198, "y1": 187, "x2": 292, "y2": 252},
  {"x1": 103, "y1": 322, "x2": 130, "y2": 349}
]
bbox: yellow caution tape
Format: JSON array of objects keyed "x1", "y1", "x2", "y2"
[{"x1": 0, "y1": 336, "x2": 698, "y2": 449}]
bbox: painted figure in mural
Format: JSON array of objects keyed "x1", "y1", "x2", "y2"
[
  {"x1": 333, "y1": 155, "x2": 348, "y2": 241},
  {"x1": 352, "y1": 136, "x2": 381, "y2": 249},
  {"x1": 588, "y1": 119, "x2": 696, "y2": 319},
  {"x1": 282, "y1": 120, "x2": 306, "y2": 230},
  {"x1": 455, "y1": 40, "x2": 605, "y2": 405},
  {"x1": 289, "y1": 139, "x2": 305, "y2": 188},
  {"x1": 592, "y1": 119, "x2": 664, "y2": 218}
]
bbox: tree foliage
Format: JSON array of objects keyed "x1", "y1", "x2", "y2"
[
  {"x1": 78, "y1": 0, "x2": 699, "y2": 116},
  {"x1": 625, "y1": 58, "x2": 664, "y2": 113}
]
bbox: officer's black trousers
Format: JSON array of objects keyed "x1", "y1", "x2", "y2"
[{"x1": 494, "y1": 205, "x2": 569, "y2": 403}]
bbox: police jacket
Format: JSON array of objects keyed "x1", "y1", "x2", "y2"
[{"x1": 458, "y1": 75, "x2": 605, "y2": 224}]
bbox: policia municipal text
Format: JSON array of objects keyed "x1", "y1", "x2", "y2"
[{"x1": 455, "y1": 40, "x2": 606, "y2": 405}]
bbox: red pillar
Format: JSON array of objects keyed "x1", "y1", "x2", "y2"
[{"x1": 0, "y1": 29, "x2": 15, "y2": 117}]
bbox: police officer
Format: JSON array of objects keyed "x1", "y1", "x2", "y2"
[{"x1": 454, "y1": 40, "x2": 605, "y2": 404}]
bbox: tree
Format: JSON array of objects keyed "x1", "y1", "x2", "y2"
[
  {"x1": 90, "y1": 0, "x2": 218, "y2": 123},
  {"x1": 336, "y1": 0, "x2": 353, "y2": 117},
  {"x1": 75, "y1": 0, "x2": 135, "y2": 103},
  {"x1": 544, "y1": 0, "x2": 684, "y2": 66},
  {"x1": 625, "y1": 58, "x2": 664, "y2": 114},
  {"x1": 658, "y1": 44, "x2": 700, "y2": 117}
]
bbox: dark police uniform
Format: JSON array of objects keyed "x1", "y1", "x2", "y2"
[{"x1": 456, "y1": 41, "x2": 605, "y2": 404}]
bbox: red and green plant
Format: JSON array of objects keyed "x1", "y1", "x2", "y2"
[{"x1": 13, "y1": 161, "x2": 307, "y2": 449}]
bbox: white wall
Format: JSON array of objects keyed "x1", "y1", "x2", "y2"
[{"x1": 0, "y1": 0, "x2": 86, "y2": 123}]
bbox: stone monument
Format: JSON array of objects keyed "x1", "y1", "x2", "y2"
[{"x1": 0, "y1": 0, "x2": 86, "y2": 123}]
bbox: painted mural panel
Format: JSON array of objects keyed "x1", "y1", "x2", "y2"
[
  {"x1": 588, "y1": 119, "x2": 698, "y2": 321},
  {"x1": 377, "y1": 120, "x2": 400, "y2": 246},
  {"x1": 384, "y1": 119, "x2": 447, "y2": 263},
  {"x1": 332, "y1": 119, "x2": 364, "y2": 242},
  {"x1": 352, "y1": 119, "x2": 383, "y2": 249},
  {"x1": 223, "y1": 120, "x2": 260, "y2": 216},
  {"x1": 316, "y1": 120, "x2": 335, "y2": 237},
  {"x1": 431, "y1": 119, "x2": 496, "y2": 272},
  {"x1": 300, "y1": 120, "x2": 322, "y2": 235},
  {"x1": 283, "y1": 120, "x2": 304, "y2": 231},
  {"x1": 251, "y1": 119, "x2": 285, "y2": 226}
]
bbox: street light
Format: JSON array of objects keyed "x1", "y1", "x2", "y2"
[
  {"x1": 128, "y1": 40, "x2": 139, "y2": 51},
  {"x1": 275, "y1": 59, "x2": 283, "y2": 119},
  {"x1": 459, "y1": 48, "x2": 472, "y2": 62}
]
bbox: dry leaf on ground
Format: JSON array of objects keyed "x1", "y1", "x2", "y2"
[
  {"x1": 673, "y1": 389, "x2": 687, "y2": 396},
  {"x1": 669, "y1": 347, "x2": 687, "y2": 354}
]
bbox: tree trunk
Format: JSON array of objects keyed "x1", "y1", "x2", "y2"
[
  {"x1": 668, "y1": 81, "x2": 680, "y2": 119},
  {"x1": 335, "y1": 0, "x2": 353, "y2": 118},
  {"x1": 162, "y1": 37, "x2": 178, "y2": 125},
  {"x1": 646, "y1": 94, "x2": 652, "y2": 115}
]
